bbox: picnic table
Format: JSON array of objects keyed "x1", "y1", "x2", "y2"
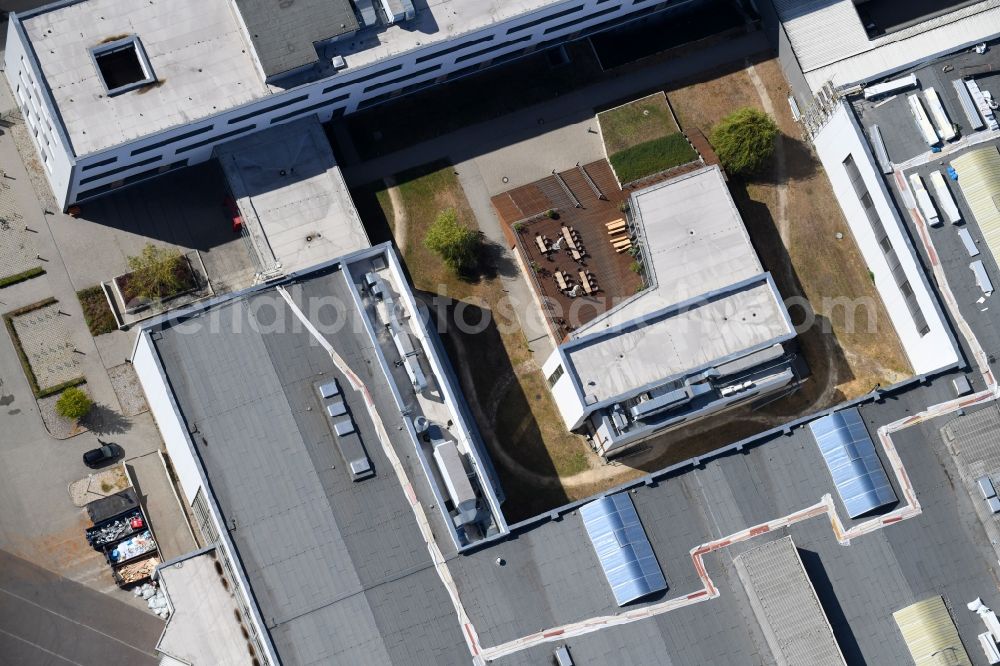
[
  {"x1": 534, "y1": 235, "x2": 549, "y2": 254},
  {"x1": 578, "y1": 270, "x2": 593, "y2": 294},
  {"x1": 571, "y1": 248, "x2": 582, "y2": 262},
  {"x1": 606, "y1": 218, "x2": 626, "y2": 232},
  {"x1": 561, "y1": 226, "x2": 578, "y2": 250},
  {"x1": 554, "y1": 271, "x2": 568, "y2": 291}
]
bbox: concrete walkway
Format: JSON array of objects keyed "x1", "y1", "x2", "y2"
[
  {"x1": 454, "y1": 162, "x2": 556, "y2": 362},
  {"x1": 0, "y1": 85, "x2": 194, "y2": 608},
  {"x1": 0, "y1": 117, "x2": 123, "y2": 417}
]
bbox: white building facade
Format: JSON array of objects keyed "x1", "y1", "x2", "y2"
[{"x1": 7, "y1": 0, "x2": 684, "y2": 209}]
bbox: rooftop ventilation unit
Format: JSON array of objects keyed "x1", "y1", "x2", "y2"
[
  {"x1": 907, "y1": 94, "x2": 940, "y2": 147},
  {"x1": 953, "y1": 78, "x2": 985, "y2": 131},
  {"x1": 929, "y1": 170, "x2": 961, "y2": 224},
  {"x1": 862, "y1": 73, "x2": 917, "y2": 100},
  {"x1": 431, "y1": 433, "x2": 478, "y2": 526},
  {"x1": 353, "y1": 0, "x2": 379, "y2": 27},
  {"x1": 380, "y1": 0, "x2": 415, "y2": 24},
  {"x1": 630, "y1": 387, "x2": 690, "y2": 421},
  {"x1": 908, "y1": 173, "x2": 940, "y2": 226}
]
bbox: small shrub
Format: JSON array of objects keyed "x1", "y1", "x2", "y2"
[
  {"x1": 545, "y1": 209, "x2": 559, "y2": 219},
  {"x1": 513, "y1": 222, "x2": 526, "y2": 232},
  {"x1": 56, "y1": 386, "x2": 92, "y2": 421},
  {"x1": 424, "y1": 208, "x2": 480, "y2": 274},
  {"x1": 124, "y1": 244, "x2": 189, "y2": 301},
  {"x1": 629, "y1": 261, "x2": 643, "y2": 274},
  {"x1": 710, "y1": 107, "x2": 779, "y2": 176}
]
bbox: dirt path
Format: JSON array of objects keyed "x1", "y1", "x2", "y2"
[
  {"x1": 384, "y1": 177, "x2": 408, "y2": 251},
  {"x1": 744, "y1": 60, "x2": 842, "y2": 414},
  {"x1": 746, "y1": 60, "x2": 789, "y2": 246}
]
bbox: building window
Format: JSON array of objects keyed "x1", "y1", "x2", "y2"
[
  {"x1": 842, "y1": 154, "x2": 930, "y2": 338},
  {"x1": 547, "y1": 365, "x2": 565, "y2": 387},
  {"x1": 91, "y1": 36, "x2": 156, "y2": 96},
  {"x1": 192, "y1": 489, "x2": 219, "y2": 544}
]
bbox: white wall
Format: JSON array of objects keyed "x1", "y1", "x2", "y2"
[
  {"x1": 32, "y1": 0, "x2": 669, "y2": 206},
  {"x1": 543, "y1": 347, "x2": 588, "y2": 429},
  {"x1": 812, "y1": 103, "x2": 959, "y2": 375},
  {"x1": 4, "y1": 19, "x2": 73, "y2": 205},
  {"x1": 131, "y1": 332, "x2": 205, "y2": 500}
]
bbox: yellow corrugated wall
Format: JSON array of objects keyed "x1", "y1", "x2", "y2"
[
  {"x1": 953, "y1": 146, "x2": 1000, "y2": 267},
  {"x1": 892, "y1": 596, "x2": 971, "y2": 665}
]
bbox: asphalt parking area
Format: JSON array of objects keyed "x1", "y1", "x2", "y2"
[{"x1": 0, "y1": 549, "x2": 162, "y2": 666}]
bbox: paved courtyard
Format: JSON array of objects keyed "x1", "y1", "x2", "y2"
[
  {"x1": 9, "y1": 300, "x2": 82, "y2": 390},
  {"x1": 108, "y1": 362, "x2": 149, "y2": 417},
  {"x1": 0, "y1": 179, "x2": 38, "y2": 280}
]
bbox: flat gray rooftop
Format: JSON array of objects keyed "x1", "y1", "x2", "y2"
[
  {"x1": 564, "y1": 276, "x2": 792, "y2": 403},
  {"x1": 155, "y1": 550, "x2": 247, "y2": 665},
  {"x1": 578, "y1": 165, "x2": 763, "y2": 335},
  {"x1": 560, "y1": 166, "x2": 792, "y2": 403},
  {"x1": 214, "y1": 116, "x2": 370, "y2": 277},
  {"x1": 461, "y1": 379, "x2": 1000, "y2": 665},
  {"x1": 150, "y1": 266, "x2": 467, "y2": 665},
  {"x1": 233, "y1": 0, "x2": 359, "y2": 78},
  {"x1": 19, "y1": 0, "x2": 269, "y2": 155}
]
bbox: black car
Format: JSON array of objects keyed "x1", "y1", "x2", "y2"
[{"x1": 82, "y1": 442, "x2": 124, "y2": 468}]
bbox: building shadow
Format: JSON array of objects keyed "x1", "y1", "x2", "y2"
[
  {"x1": 349, "y1": 182, "x2": 396, "y2": 246},
  {"x1": 749, "y1": 134, "x2": 819, "y2": 186},
  {"x1": 72, "y1": 161, "x2": 238, "y2": 253},
  {"x1": 415, "y1": 289, "x2": 570, "y2": 522},
  {"x1": 798, "y1": 548, "x2": 868, "y2": 665},
  {"x1": 728, "y1": 179, "x2": 855, "y2": 399},
  {"x1": 333, "y1": 14, "x2": 773, "y2": 169}
]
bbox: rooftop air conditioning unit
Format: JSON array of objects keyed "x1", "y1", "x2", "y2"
[{"x1": 331, "y1": 55, "x2": 346, "y2": 70}]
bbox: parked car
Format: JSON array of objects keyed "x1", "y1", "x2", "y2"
[{"x1": 83, "y1": 442, "x2": 124, "y2": 468}]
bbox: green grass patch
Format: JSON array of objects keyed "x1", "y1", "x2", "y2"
[
  {"x1": 610, "y1": 132, "x2": 698, "y2": 184},
  {"x1": 77, "y1": 286, "x2": 117, "y2": 336},
  {"x1": 0, "y1": 266, "x2": 45, "y2": 289},
  {"x1": 375, "y1": 188, "x2": 394, "y2": 233},
  {"x1": 2, "y1": 297, "x2": 86, "y2": 398},
  {"x1": 388, "y1": 162, "x2": 481, "y2": 300},
  {"x1": 597, "y1": 92, "x2": 678, "y2": 155}
]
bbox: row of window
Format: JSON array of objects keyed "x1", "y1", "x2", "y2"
[
  {"x1": 75, "y1": 159, "x2": 187, "y2": 202},
  {"x1": 842, "y1": 155, "x2": 931, "y2": 336},
  {"x1": 18, "y1": 59, "x2": 57, "y2": 173},
  {"x1": 75, "y1": 0, "x2": 646, "y2": 194}
]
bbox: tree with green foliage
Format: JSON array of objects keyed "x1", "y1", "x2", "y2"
[
  {"x1": 126, "y1": 244, "x2": 187, "y2": 301},
  {"x1": 424, "y1": 208, "x2": 480, "y2": 273},
  {"x1": 56, "y1": 386, "x2": 92, "y2": 421},
  {"x1": 710, "y1": 107, "x2": 779, "y2": 176}
]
